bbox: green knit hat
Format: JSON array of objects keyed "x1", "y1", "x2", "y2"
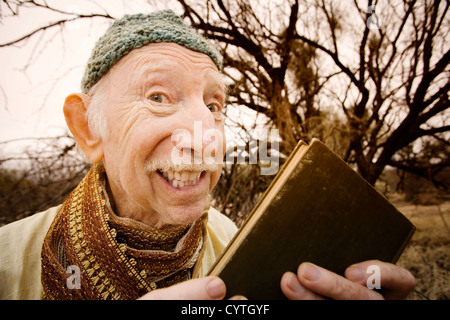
[{"x1": 81, "y1": 10, "x2": 222, "y2": 93}]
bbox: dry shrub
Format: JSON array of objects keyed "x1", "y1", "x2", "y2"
[{"x1": 396, "y1": 202, "x2": 450, "y2": 300}]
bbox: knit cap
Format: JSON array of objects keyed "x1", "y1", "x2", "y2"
[{"x1": 81, "y1": 10, "x2": 222, "y2": 93}]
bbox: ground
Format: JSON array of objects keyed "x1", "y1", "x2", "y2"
[{"x1": 393, "y1": 196, "x2": 450, "y2": 300}]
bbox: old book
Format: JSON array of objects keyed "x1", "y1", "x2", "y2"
[{"x1": 208, "y1": 138, "x2": 415, "y2": 299}]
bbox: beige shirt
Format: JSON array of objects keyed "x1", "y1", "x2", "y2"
[{"x1": 0, "y1": 205, "x2": 237, "y2": 300}]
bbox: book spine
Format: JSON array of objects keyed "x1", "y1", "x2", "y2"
[{"x1": 392, "y1": 225, "x2": 416, "y2": 263}]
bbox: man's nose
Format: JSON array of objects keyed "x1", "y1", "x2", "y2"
[{"x1": 171, "y1": 102, "x2": 219, "y2": 157}]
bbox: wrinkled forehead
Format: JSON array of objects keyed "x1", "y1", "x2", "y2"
[{"x1": 107, "y1": 43, "x2": 227, "y2": 92}]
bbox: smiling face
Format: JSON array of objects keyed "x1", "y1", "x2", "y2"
[{"x1": 84, "y1": 43, "x2": 226, "y2": 228}]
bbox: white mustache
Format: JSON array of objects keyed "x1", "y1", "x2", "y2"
[{"x1": 144, "y1": 159, "x2": 219, "y2": 173}]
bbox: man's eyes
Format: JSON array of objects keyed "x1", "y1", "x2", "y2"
[
  {"x1": 148, "y1": 93, "x2": 169, "y2": 103},
  {"x1": 207, "y1": 103, "x2": 220, "y2": 112},
  {"x1": 147, "y1": 93, "x2": 223, "y2": 116}
]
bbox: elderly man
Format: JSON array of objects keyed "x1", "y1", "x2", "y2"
[{"x1": 0, "y1": 10, "x2": 415, "y2": 300}]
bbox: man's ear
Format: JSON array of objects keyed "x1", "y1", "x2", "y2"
[{"x1": 63, "y1": 93, "x2": 104, "y2": 163}]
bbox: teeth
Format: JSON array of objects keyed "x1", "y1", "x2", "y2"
[
  {"x1": 189, "y1": 172, "x2": 199, "y2": 181},
  {"x1": 158, "y1": 170, "x2": 203, "y2": 188}
]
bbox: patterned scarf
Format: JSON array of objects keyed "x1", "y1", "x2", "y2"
[{"x1": 41, "y1": 164, "x2": 207, "y2": 300}]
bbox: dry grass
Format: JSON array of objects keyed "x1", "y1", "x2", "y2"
[{"x1": 394, "y1": 196, "x2": 450, "y2": 300}]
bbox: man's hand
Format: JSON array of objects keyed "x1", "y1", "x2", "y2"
[
  {"x1": 280, "y1": 260, "x2": 415, "y2": 300},
  {"x1": 139, "y1": 276, "x2": 227, "y2": 300}
]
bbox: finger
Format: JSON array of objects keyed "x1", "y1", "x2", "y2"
[
  {"x1": 297, "y1": 263, "x2": 384, "y2": 300},
  {"x1": 345, "y1": 260, "x2": 415, "y2": 300},
  {"x1": 280, "y1": 271, "x2": 325, "y2": 300},
  {"x1": 229, "y1": 295, "x2": 248, "y2": 300},
  {"x1": 139, "y1": 276, "x2": 226, "y2": 300}
]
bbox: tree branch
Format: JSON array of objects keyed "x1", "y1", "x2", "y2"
[
  {"x1": 294, "y1": 34, "x2": 359, "y2": 87},
  {"x1": 0, "y1": 14, "x2": 113, "y2": 47}
]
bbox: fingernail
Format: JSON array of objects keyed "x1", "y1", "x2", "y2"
[
  {"x1": 287, "y1": 273, "x2": 304, "y2": 292},
  {"x1": 206, "y1": 277, "x2": 226, "y2": 299},
  {"x1": 346, "y1": 266, "x2": 366, "y2": 282},
  {"x1": 229, "y1": 295, "x2": 248, "y2": 300},
  {"x1": 301, "y1": 263, "x2": 321, "y2": 282}
]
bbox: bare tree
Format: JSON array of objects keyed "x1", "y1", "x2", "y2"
[
  {"x1": 300, "y1": 0, "x2": 450, "y2": 185},
  {"x1": 177, "y1": 0, "x2": 449, "y2": 187},
  {"x1": 0, "y1": 134, "x2": 89, "y2": 225}
]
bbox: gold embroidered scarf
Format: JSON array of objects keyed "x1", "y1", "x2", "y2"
[{"x1": 41, "y1": 164, "x2": 207, "y2": 300}]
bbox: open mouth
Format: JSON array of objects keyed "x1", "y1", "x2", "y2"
[{"x1": 157, "y1": 169, "x2": 205, "y2": 188}]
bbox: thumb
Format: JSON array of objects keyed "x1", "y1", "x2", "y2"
[{"x1": 138, "y1": 276, "x2": 226, "y2": 300}]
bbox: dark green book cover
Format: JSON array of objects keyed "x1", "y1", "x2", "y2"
[{"x1": 208, "y1": 139, "x2": 415, "y2": 299}]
